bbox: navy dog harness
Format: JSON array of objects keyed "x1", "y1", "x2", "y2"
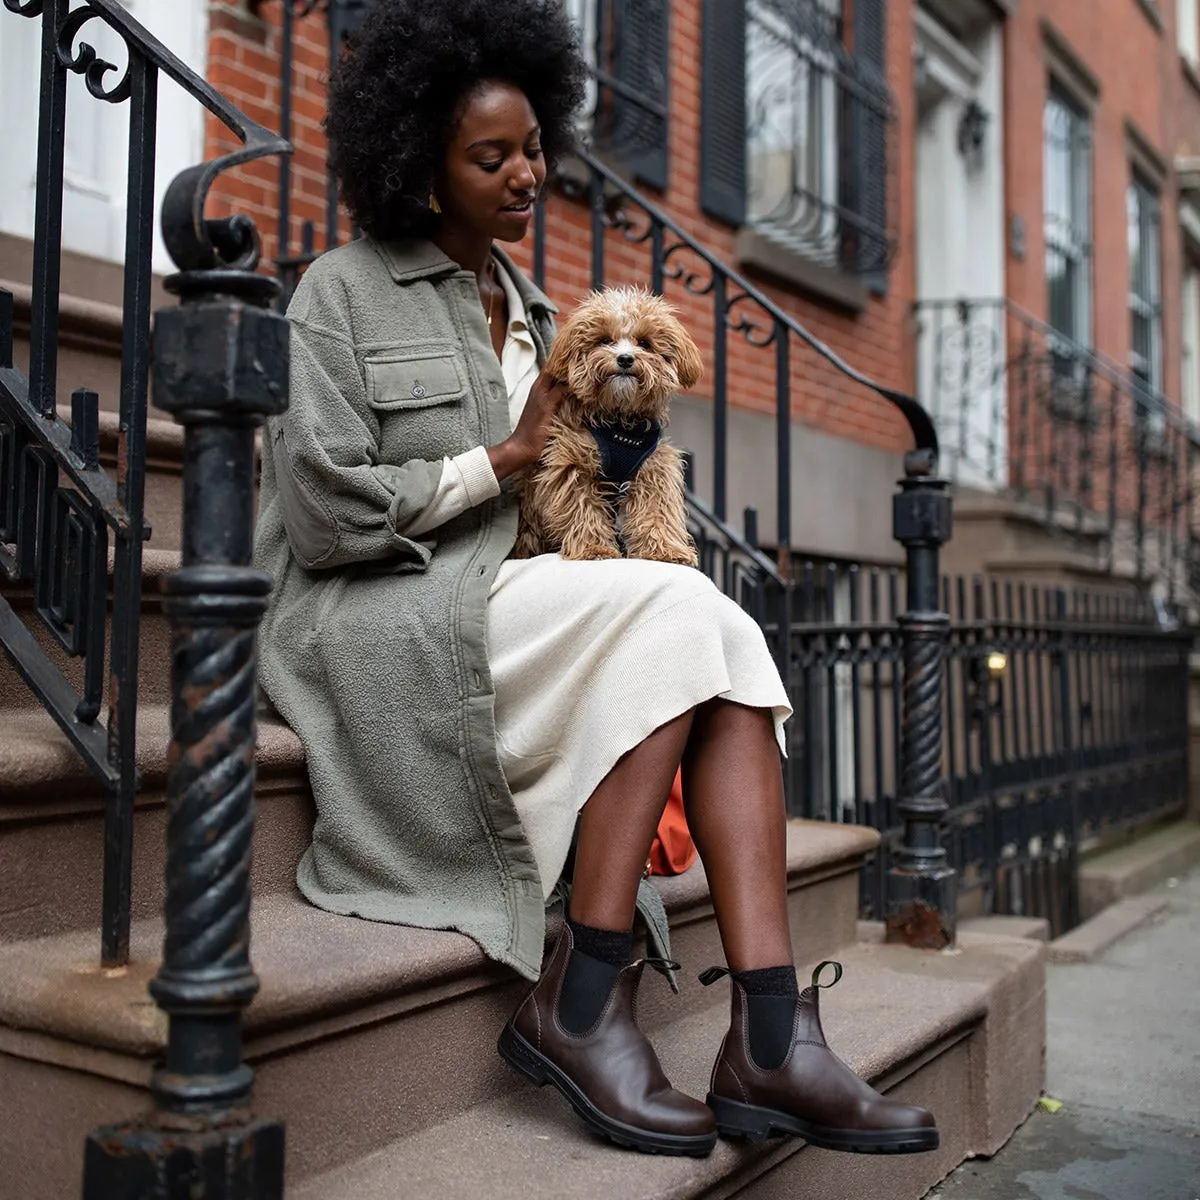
[{"x1": 585, "y1": 418, "x2": 662, "y2": 495}]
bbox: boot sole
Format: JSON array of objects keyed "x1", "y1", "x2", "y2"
[
  {"x1": 498, "y1": 1023, "x2": 717, "y2": 1157},
  {"x1": 707, "y1": 1093, "x2": 940, "y2": 1155}
]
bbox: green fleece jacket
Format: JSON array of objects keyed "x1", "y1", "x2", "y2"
[{"x1": 254, "y1": 236, "x2": 558, "y2": 979}]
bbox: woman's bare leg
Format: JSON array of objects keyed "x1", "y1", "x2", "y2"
[
  {"x1": 568, "y1": 709, "x2": 694, "y2": 930},
  {"x1": 568, "y1": 698, "x2": 792, "y2": 973},
  {"x1": 681, "y1": 698, "x2": 793, "y2": 971}
]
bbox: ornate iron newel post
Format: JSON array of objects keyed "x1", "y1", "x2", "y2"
[
  {"x1": 886, "y1": 448, "x2": 957, "y2": 949},
  {"x1": 83, "y1": 268, "x2": 288, "y2": 1197}
]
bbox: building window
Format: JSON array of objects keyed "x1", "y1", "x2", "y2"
[
  {"x1": 1043, "y1": 85, "x2": 1093, "y2": 352},
  {"x1": 699, "y1": 0, "x2": 895, "y2": 279},
  {"x1": 1179, "y1": 0, "x2": 1199, "y2": 65},
  {"x1": 745, "y1": 0, "x2": 842, "y2": 265},
  {"x1": 564, "y1": 0, "x2": 669, "y2": 189},
  {"x1": 1128, "y1": 172, "x2": 1164, "y2": 406},
  {"x1": 1182, "y1": 262, "x2": 1200, "y2": 426}
]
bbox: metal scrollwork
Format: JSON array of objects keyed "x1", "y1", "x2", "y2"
[
  {"x1": 57, "y1": 5, "x2": 132, "y2": 104},
  {"x1": 605, "y1": 195, "x2": 656, "y2": 248},
  {"x1": 726, "y1": 291, "x2": 777, "y2": 348},
  {"x1": 49, "y1": 0, "x2": 293, "y2": 272},
  {"x1": 662, "y1": 241, "x2": 716, "y2": 298},
  {"x1": 2, "y1": 0, "x2": 43, "y2": 15}
]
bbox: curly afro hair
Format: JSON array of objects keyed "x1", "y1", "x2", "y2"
[{"x1": 325, "y1": 0, "x2": 588, "y2": 241}]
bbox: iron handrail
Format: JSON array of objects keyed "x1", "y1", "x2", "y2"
[
  {"x1": 573, "y1": 146, "x2": 940, "y2": 463},
  {"x1": 914, "y1": 294, "x2": 1200, "y2": 446},
  {"x1": 1, "y1": 0, "x2": 289, "y2": 967}
]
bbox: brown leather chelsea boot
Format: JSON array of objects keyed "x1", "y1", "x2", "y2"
[
  {"x1": 703, "y1": 961, "x2": 940, "y2": 1155},
  {"x1": 498, "y1": 925, "x2": 717, "y2": 1156}
]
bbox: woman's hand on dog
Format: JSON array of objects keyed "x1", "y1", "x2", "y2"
[{"x1": 487, "y1": 370, "x2": 570, "y2": 480}]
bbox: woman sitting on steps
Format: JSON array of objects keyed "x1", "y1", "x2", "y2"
[{"x1": 253, "y1": 0, "x2": 939, "y2": 1159}]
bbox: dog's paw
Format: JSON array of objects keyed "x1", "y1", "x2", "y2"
[
  {"x1": 633, "y1": 546, "x2": 698, "y2": 568},
  {"x1": 625, "y1": 533, "x2": 699, "y2": 568},
  {"x1": 560, "y1": 539, "x2": 622, "y2": 562}
]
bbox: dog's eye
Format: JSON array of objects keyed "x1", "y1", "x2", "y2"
[
  {"x1": 597, "y1": 336, "x2": 613, "y2": 346},
  {"x1": 638, "y1": 338, "x2": 653, "y2": 351}
]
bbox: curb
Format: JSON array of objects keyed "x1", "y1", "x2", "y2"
[{"x1": 1047, "y1": 895, "x2": 1170, "y2": 963}]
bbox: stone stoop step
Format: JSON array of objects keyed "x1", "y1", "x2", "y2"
[
  {"x1": 289, "y1": 934, "x2": 1046, "y2": 1200},
  {"x1": 0, "y1": 701, "x2": 310, "y2": 944},
  {"x1": 1, "y1": 544, "x2": 184, "y2": 711},
  {"x1": 0, "y1": 822, "x2": 879, "y2": 1199},
  {"x1": 1078, "y1": 820, "x2": 1200, "y2": 919}
]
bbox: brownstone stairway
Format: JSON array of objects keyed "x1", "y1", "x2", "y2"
[
  {"x1": 0, "y1": 29, "x2": 1044, "y2": 1198},
  {"x1": 0, "y1": 777, "x2": 1045, "y2": 1199}
]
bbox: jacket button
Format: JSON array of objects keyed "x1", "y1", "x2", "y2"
[{"x1": 412, "y1": 382, "x2": 426, "y2": 398}]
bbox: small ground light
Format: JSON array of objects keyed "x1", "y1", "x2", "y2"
[{"x1": 986, "y1": 651, "x2": 1008, "y2": 677}]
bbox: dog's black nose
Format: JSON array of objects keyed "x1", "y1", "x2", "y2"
[{"x1": 616, "y1": 353, "x2": 635, "y2": 370}]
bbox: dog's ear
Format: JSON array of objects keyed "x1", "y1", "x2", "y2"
[
  {"x1": 543, "y1": 298, "x2": 595, "y2": 383},
  {"x1": 543, "y1": 327, "x2": 571, "y2": 383},
  {"x1": 665, "y1": 320, "x2": 705, "y2": 391},
  {"x1": 543, "y1": 318, "x2": 586, "y2": 385}
]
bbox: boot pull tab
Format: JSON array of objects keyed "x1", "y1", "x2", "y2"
[
  {"x1": 698, "y1": 966, "x2": 729, "y2": 987},
  {"x1": 811, "y1": 960, "x2": 843, "y2": 990},
  {"x1": 639, "y1": 957, "x2": 682, "y2": 982}
]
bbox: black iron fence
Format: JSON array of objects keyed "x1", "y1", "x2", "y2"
[
  {"x1": 1, "y1": 0, "x2": 289, "y2": 1192},
  {"x1": 745, "y1": 560, "x2": 1190, "y2": 935},
  {"x1": 915, "y1": 298, "x2": 1200, "y2": 604},
  {"x1": 0, "y1": 0, "x2": 1192, "y2": 1192}
]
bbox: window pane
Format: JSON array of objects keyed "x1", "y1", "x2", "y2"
[
  {"x1": 1180, "y1": 0, "x2": 1200, "y2": 64},
  {"x1": 1183, "y1": 267, "x2": 1200, "y2": 424},
  {"x1": 1044, "y1": 88, "x2": 1092, "y2": 348},
  {"x1": 746, "y1": 0, "x2": 843, "y2": 263},
  {"x1": 1128, "y1": 174, "x2": 1163, "y2": 396}
]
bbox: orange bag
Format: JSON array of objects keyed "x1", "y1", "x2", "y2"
[{"x1": 646, "y1": 768, "x2": 697, "y2": 876}]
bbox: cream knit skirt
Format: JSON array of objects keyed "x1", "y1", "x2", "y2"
[{"x1": 486, "y1": 555, "x2": 792, "y2": 899}]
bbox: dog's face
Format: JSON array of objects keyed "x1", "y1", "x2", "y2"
[{"x1": 545, "y1": 288, "x2": 704, "y2": 420}]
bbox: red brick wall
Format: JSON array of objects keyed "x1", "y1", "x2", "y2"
[
  {"x1": 205, "y1": 0, "x2": 918, "y2": 457},
  {"x1": 1004, "y1": 0, "x2": 1179, "y2": 399},
  {"x1": 205, "y1": 2, "x2": 334, "y2": 276}
]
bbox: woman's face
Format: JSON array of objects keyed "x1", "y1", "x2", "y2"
[{"x1": 438, "y1": 80, "x2": 547, "y2": 243}]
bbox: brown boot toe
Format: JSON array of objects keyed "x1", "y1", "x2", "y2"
[
  {"x1": 500, "y1": 929, "x2": 717, "y2": 1157},
  {"x1": 706, "y1": 963, "x2": 940, "y2": 1156}
]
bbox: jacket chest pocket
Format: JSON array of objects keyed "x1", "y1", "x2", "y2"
[{"x1": 364, "y1": 348, "x2": 470, "y2": 463}]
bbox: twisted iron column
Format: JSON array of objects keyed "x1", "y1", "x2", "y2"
[
  {"x1": 83, "y1": 268, "x2": 288, "y2": 1197},
  {"x1": 885, "y1": 449, "x2": 957, "y2": 949}
]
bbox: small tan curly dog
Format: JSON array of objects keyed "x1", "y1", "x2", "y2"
[{"x1": 513, "y1": 287, "x2": 704, "y2": 565}]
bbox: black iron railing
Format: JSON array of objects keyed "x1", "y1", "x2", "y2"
[
  {"x1": 1, "y1": 0, "x2": 290, "y2": 1193},
  {"x1": 539, "y1": 149, "x2": 937, "y2": 540},
  {"x1": 915, "y1": 297, "x2": 1200, "y2": 604},
  {"x1": 768, "y1": 560, "x2": 1189, "y2": 934}
]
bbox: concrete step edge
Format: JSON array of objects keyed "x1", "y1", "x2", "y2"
[
  {"x1": 1047, "y1": 894, "x2": 1170, "y2": 963},
  {"x1": 0, "y1": 702, "x2": 304, "y2": 814},
  {"x1": 0, "y1": 822, "x2": 879, "y2": 1064},
  {"x1": 289, "y1": 935, "x2": 1020, "y2": 1200},
  {"x1": 1079, "y1": 818, "x2": 1200, "y2": 918}
]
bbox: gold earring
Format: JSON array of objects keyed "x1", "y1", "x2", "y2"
[{"x1": 429, "y1": 190, "x2": 441, "y2": 214}]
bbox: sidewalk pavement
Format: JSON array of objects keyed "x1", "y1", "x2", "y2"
[{"x1": 927, "y1": 865, "x2": 1200, "y2": 1200}]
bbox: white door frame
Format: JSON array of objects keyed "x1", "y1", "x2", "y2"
[
  {"x1": 914, "y1": 6, "x2": 1007, "y2": 490},
  {"x1": 0, "y1": 0, "x2": 209, "y2": 275}
]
